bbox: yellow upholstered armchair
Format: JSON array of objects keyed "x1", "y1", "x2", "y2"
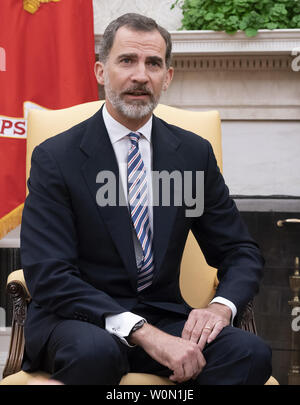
[{"x1": 0, "y1": 101, "x2": 278, "y2": 385}]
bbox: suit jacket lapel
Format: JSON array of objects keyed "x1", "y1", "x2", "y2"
[
  {"x1": 80, "y1": 107, "x2": 138, "y2": 290},
  {"x1": 151, "y1": 115, "x2": 183, "y2": 283}
]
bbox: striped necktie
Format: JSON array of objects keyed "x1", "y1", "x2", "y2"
[{"x1": 127, "y1": 132, "x2": 154, "y2": 292}]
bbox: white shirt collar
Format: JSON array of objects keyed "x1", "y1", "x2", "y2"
[{"x1": 102, "y1": 103, "x2": 152, "y2": 144}]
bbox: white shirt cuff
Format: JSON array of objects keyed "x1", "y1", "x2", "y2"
[
  {"x1": 210, "y1": 296, "x2": 237, "y2": 325},
  {"x1": 105, "y1": 312, "x2": 147, "y2": 347}
]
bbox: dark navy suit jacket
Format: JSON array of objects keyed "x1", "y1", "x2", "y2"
[{"x1": 21, "y1": 106, "x2": 264, "y2": 369}]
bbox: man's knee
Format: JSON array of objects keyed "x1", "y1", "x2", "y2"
[
  {"x1": 199, "y1": 326, "x2": 272, "y2": 385},
  {"x1": 75, "y1": 331, "x2": 127, "y2": 383},
  {"x1": 244, "y1": 333, "x2": 272, "y2": 384},
  {"x1": 226, "y1": 328, "x2": 272, "y2": 384},
  {"x1": 45, "y1": 321, "x2": 129, "y2": 384}
]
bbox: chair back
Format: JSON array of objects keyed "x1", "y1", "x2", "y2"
[{"x1": 26, "y1": 101, "x2": 222, "y2": 308}]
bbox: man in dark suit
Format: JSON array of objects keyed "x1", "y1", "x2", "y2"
[{"x1": 21, "y1": 13, "x2": 272, "y2": 384}]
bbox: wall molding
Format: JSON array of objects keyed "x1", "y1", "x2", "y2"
[
  {"x1": 172, "y1": 55, "x2": 293, "y2": 72},
  {"x1": 234, "y1": 198, "x2": 300, "y2": 212},
  {"x1": 169, "y1": 29, "x2": 300, "y2": 55},
  {"x1": 95, "y1": 29, "x2": 300, "y2": 56}
]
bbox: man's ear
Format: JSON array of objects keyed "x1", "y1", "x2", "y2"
[
  {"x1": 94, "y1": 61, "x2": 105, "y2": 86},
  {"x1": 163, "y1": 66, "x2": 174, "y2": 91}
]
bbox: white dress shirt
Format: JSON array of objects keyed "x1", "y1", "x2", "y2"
[{"x1": 102, "y1": 104, "x2": 236, "y2": 346}]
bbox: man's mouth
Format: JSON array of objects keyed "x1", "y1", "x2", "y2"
[
  {"x1": 126, "y1": 91, "x2": 149, "y2": 96},
  {"x1": 123, "y1": 88, "x2": 152, "y2": 98}
]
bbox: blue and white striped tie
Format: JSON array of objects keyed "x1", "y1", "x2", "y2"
[{"x1": 127, "y1": 132, "x2": 154, "y2": 292}]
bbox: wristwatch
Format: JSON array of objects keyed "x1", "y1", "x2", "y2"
[{"x1": 129, "y1": 319, "x2": 146, "y2": 336}]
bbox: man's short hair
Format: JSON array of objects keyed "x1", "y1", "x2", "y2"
[{"x1": 99, "y1": 13, "x2": 172, "y2": 68}]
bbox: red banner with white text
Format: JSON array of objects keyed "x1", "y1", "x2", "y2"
[{"x1": 0, "y1": 0, "x2": 98, "y2": 239}]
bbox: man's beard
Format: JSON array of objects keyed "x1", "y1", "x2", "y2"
[{"x1": 104, "y1": 73, "x2": 161, "y2": 120}]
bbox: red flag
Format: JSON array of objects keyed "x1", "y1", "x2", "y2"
[{"x1": 0, "y1": 0, "x2": 98, "y2": 238}]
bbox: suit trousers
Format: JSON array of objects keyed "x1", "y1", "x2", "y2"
[{"x1": 40, "y1": 306, "x2": 272, "y2": 385}]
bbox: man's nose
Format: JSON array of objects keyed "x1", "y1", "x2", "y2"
[{"x1": 131, "y1": 63, "x2": 149, "y2": 83}]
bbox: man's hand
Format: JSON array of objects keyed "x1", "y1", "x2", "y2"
[
  {"x1": 181, "y1": 303, "x2": 231, "y2": 351},
  {"x1": 129, "y1": 323, "x2": 206, "y2": 383}
]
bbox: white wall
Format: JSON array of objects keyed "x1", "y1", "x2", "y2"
[
  {"x1": 0, "y1": 328, "x2": 11, "y2": 380},
  {"x1": 93, "y1": 0, "x2": 182, "y2": 33},
  {"x1": 222, "y1": 121, "x2": 300, "y2": 197}
]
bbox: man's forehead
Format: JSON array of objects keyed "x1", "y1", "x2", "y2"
[{"x1": 111, "y1": 26, "x2": 166, "y2": 56}]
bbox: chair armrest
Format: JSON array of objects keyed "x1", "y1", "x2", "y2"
[
  {"x1": 234, "y1": 301, "x2": 257, "y2": 335},
  {"x1": 7, "y1": 269, "x2": 31, "y2": 302},
  {"x1": 212, "y1": 275, "x2": 257, "y2": 334},
  {"x1": 2, "y1": 269, "x2": 30, "y2": 378}
]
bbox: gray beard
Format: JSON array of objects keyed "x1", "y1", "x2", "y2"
[{"x1": 104, "y1": 73, "x2": 160, "y2": 120}]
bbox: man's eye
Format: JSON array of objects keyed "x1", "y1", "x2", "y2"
[
  {"x1": 148, "y1": 60, "x2": 161, "y2": 68},
  {"x1": 121, "y1": 58, "x2": 131, "y2": 64}
]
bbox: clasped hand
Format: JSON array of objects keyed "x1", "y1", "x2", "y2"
[
  {"x1": 167, "y1": 302, "x2": 231, "y2": 382},
  {"x1": 131, "y1": 303, "x2": 231, "y2": 383},
  {"x1": 182, "y1": 302, "x2": 232, "y2": 351},
  {"x1": 170, "y1": 303, "x2": 231, "y2": 382}
]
